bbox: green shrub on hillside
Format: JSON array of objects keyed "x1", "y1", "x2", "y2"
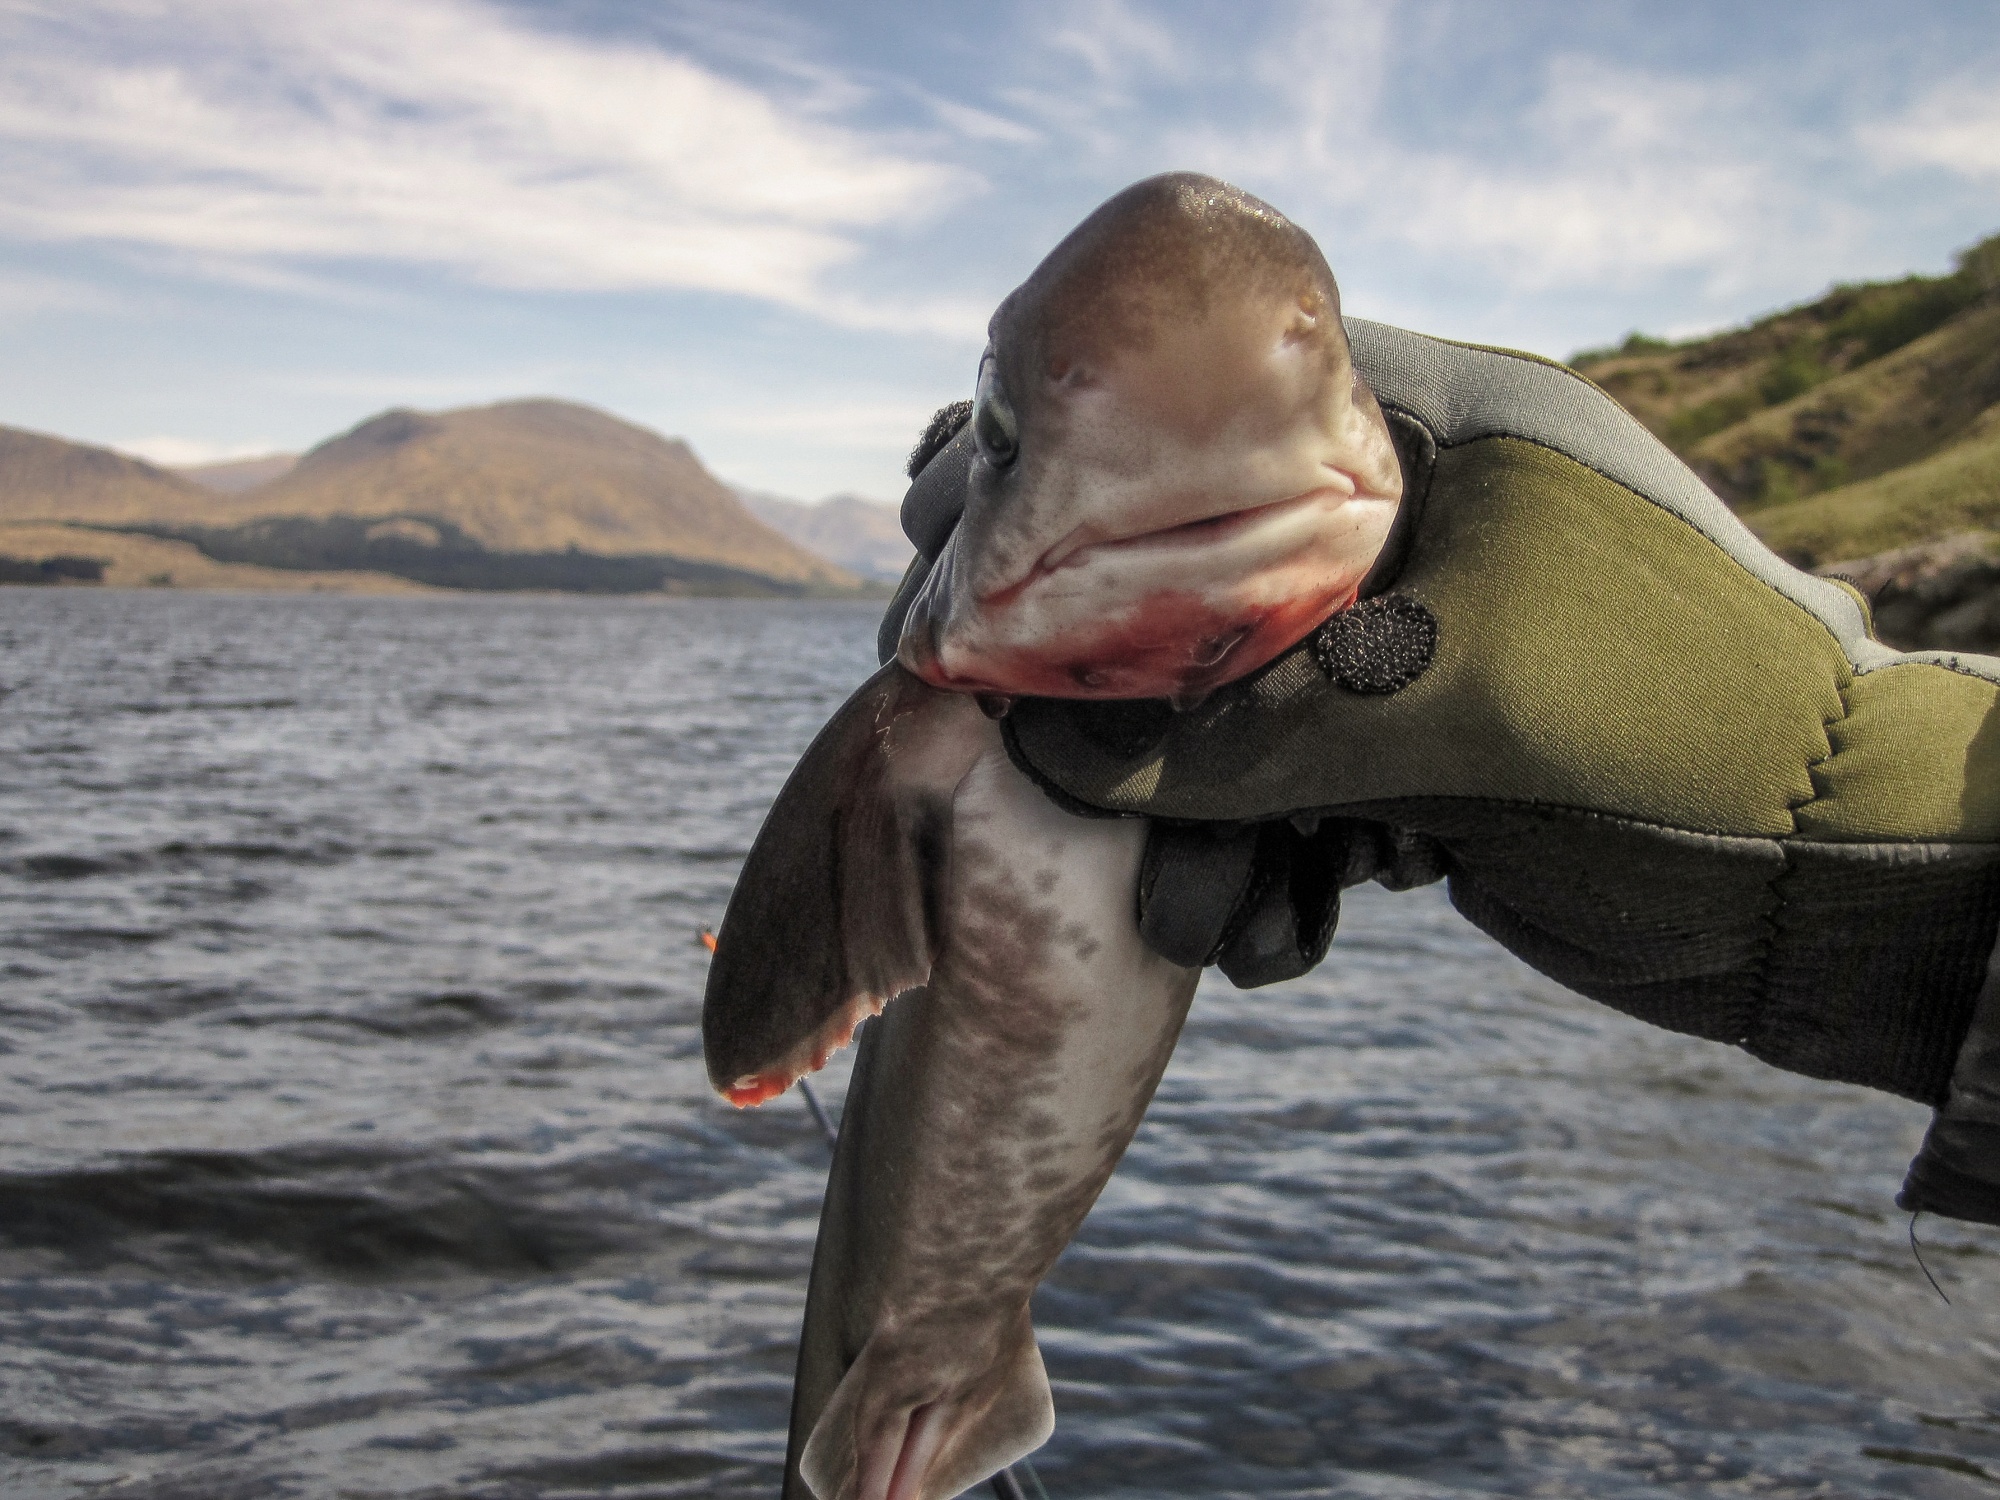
[
  {"x1": 1664, "y1": 390, "x2": 1762, "y2": 449},
  {"x1": 1757, "y1": 340, "x2": 1832, "y2": 405},
  {"x1": 1825, "y1": 270, "x2": 1985, "y2": 363}
]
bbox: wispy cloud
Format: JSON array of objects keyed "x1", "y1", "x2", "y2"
[
  {"x1": 0, "y1": 0, "x2": 968, "y2": 317},
  {"x1": 1043, "y1": 0, "x2": 1184, "y2": 90},
  {"x1": 699, "y1": 395, "x2": 937, "y2": 452},
  {"x1": 1171, "y1": 22, "x2": 1813, "y2": 294},
  {"x1": 0, "y1": 265, "x2": 120, "y2": 319},
  {"x1": 1372, "y1": 57, "x2": 1780, "y2": 288},
  {"x1": 920, "y1": 95, "x2": 1043, "y2": 148},
  {"x1": 1861, "y1": 75, "x2": 2000, "y2": 181}
]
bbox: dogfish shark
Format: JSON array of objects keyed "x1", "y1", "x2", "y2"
[{"x1": 703, "y1": 174, "x2": 1404, "y2": 1500}]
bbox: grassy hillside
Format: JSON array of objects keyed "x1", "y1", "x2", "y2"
[
  {"x1": 1574, "y1": 232, "x2": 2000, "y2": 567},
  {"x1": 1753, "y1": 405, "x2": 2000, "y2": 562}
]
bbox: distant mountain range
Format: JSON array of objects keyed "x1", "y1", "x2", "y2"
[
  {"x1": 177, "y1": 453, "x2": 300, "y2": 494},
  {"x1": 737, "y1": 489, "x2": 913, "y2": 583},
  {"x1": 0, "y1": 399, "x2": 889, "y2": 596}
]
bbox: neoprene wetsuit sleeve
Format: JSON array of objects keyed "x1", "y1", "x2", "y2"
[{"x1": 880, "y1": 319, "x2": 2000, "y2": 1228}]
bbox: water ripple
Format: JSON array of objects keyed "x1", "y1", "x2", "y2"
[{"x1": 1, "y1": 590, "x2": 1996, "y2": 1498}]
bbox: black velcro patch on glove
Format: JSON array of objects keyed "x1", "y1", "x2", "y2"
[
  {"x1": 907, "y1": 400, "x2": 972, "y2": 479},
  {"x1": 1313, "y1": 593, "x2": 1437, "y2": 694}
]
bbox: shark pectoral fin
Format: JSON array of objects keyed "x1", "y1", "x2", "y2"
[
  {"x1": 800, "y1": 1309, "x2": 1054, "y2": 1500},
  {"x1": 702, "y1": 666, "x2": 996, "y2": 1105}
]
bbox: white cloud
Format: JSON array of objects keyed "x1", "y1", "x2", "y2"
[
  {"x1": 1161, "y1": 27, "x2": 1827, "y2": 298},
  {"x1": 699, "y1": 395, "x2": 940, "y2": 452},
  {"x1": 988, "y1": 0, "x2": 1189, "y2": 153},
  {"x1": 1044, "y1": 0, "x2": 1184, "y2": 88},
  {"x1": 1381, "y1": 58, "x2": 1774, "y2": 287},
  {"x1": 0, "y1": 0, "x2": 970, "y2": 317},
  {"x1": 115, "y1": 436, "x2": 285, "y2": 466},
  {"x1": 0, "y1": 267, "x2": 118, "y2": 319},
  {"x1": 809, "y1": 288, "x2": 990, "y2": 343},
  {"x1": 922, "y1": 95, "x2": 1043, "y2": 147},
  {"x1": 1861, "y1": 77, "x2": 2000, "y2": 180}
]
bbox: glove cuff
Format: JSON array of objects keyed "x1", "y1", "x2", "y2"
[{"x1": 1900, "y1": 924, "x2": 2000, "y2": 1225}]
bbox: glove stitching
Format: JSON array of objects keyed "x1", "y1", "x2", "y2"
[{"x1": 1741, "y1": 678, "x2": 1848, "y2": 1056}]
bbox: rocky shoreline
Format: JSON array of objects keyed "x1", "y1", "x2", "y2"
[{"x1": 1817, "y1": 532, "x2": 2000, "y2": 653}]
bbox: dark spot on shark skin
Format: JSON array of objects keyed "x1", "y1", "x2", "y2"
[
  {"x1": 870, "y1": 811, "x2": 1169, "y2": 1325},
  {"x1": 857, "y1": 837, "x2": 1080, "y2": 1324},
  {"x1": 1026, "y1": 1166, "x2": 1081, "y2": 1196},
  {"x1": 1033, "y1": 869, "x2": 1058, "y2": 896},
  {"x1": 1060, "y1": 921, "x2": 1101, "y2": 964},
  {"x1": 1009, "y1": 1112, "x2": 1066, "y2": 1146}
]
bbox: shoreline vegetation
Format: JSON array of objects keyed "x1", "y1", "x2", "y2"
[
  {"x1": 0, "y1": 519, "x2": 895, "y2": 600},
  {"x1": 0, "y1": 521, "x2": 432, "y2": 595}
]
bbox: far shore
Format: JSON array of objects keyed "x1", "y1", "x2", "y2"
[{"x1": 0, "y1": 521, "x2": 894, "y2": 601}]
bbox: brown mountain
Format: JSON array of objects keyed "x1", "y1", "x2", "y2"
[
  {"x1": 1, "y1": 400, "x2": 867, "y2": 593},
  {"x1": 177, "y1": 453, "x2": 299, "y2": 494},
  {"x1": 228, "y1": 399, "x2": 847, "y2": 585},
  {"x1": 0, "y1": 425, "x2": 231, "y2": 527},
  {"x1": 739, "y1": 489, "x2": 913, "y2": 582}
]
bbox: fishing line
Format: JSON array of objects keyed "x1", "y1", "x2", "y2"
[
  {"x1": 703, "y1": 931, "x2": 1052, "y2": 1498},
  {"x1": 1909, "y1": 1212, "x2": 1951, "y2": 1305},
  {"x1": 797, "y1": 1077, "x2": 838, "y2": 1148}
]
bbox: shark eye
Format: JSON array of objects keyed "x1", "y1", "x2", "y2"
[{"x1": 972, "y1": 357, "x2": 1018, "y2": 469}]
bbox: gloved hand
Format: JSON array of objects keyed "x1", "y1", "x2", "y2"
[{"x1": 883, "y1": 318, "x2": 2000, "y2": 1225}]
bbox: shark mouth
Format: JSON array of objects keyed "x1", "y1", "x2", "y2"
[
  {"x1": 903, "y1": 482, "x2": 1378, "y2": 703},
  {"x1": 985, "y1": 485, "x2": 1347, "y2": 609}
]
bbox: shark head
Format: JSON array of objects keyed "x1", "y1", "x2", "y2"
[{"x1": 898, "y1": 173, "x2": 1404, "y2": 706}]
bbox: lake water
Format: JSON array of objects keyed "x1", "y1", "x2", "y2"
[{"x1": 2, "y1": 588, "x2": 1998, "y2": 1499}]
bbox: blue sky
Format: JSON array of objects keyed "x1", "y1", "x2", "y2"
[{"x1": 1, "y1": 0, "x2": 1996, "y2": 502}]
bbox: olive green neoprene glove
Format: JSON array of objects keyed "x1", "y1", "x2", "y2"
[{"x1": 882, "y1": 319, "x2": 2000, "y2": 1227}]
